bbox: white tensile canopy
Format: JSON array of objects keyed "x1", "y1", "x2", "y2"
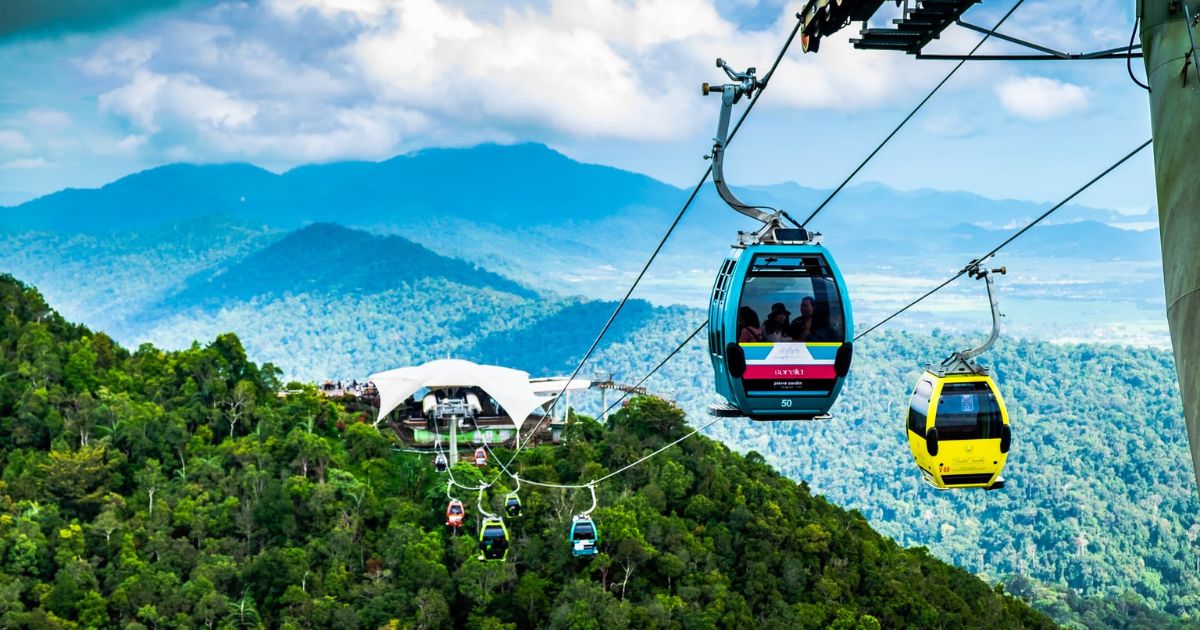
[{"x1": 370, "y1": 359, "x2": 554, "y2": 431}]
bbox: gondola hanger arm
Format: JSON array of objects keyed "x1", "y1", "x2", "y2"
[
  {"x1": 579, "y1": 483, "x2": 598, "y2": 518},
  {"x1": 959, "y1": 265, "x2": 1006, "y2": 362},
  {"x1": 477, "y1": 487, "x2": 496, "y2": 520},
  {"x1": 704, "y1": 58, "x2": 779, "y2": 226},
  {"x1": 936, "y1": 264, "x2": 1006, "y2": 375}
]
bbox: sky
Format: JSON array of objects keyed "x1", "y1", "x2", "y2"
[{"x1": 0, "y1": 0, "x2": 1157, "y2": 215}]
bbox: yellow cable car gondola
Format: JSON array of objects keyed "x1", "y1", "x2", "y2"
[{"x1": 906, "y1": 265, "x2": 1012, "y2": 490}]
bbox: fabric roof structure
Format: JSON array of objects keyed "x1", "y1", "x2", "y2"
[{"x1": 370, "y1": 359, "x2": 554, "y2": 432}]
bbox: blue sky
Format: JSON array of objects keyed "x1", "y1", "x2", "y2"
[{"x1": 0, "y1": 0, "x2": 1156, "y2": 215}]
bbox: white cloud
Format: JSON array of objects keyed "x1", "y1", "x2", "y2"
[
  {"x1": 79, "y1": 0, "x2": 938, "y2": 165},
  {"x1": 99, "y1": 69, "x2": 258, "y2": 133},
  {"x1": 995, "y1": 76, "x2": 1089, "y2": 121},
  {"x1": 0, "y1": 130, "x2": 32, "y2": 153},
  {"x1": 2, "y1": 157, "x2": 53, "y2": 169},
  {"x1": 22, "y1": 108, "x2": 73, "y2": 131},
  {"x1": 80, "y1": 37, "x2": 159, "y2": 77},
  {"x1": 94, "y1": 134, "x2": 150, "y2": 156}
]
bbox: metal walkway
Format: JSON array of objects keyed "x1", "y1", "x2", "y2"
[{"x1": 851, "y1": 0, "x2": 981, "y2": 54}]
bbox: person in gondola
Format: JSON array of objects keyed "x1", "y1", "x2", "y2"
[
  {"x1": 483, "y1": 532, "x2": 508, "y2": 557},
  {"x1": 805, "y1": 301, "x2": 838, "y2": 342},
  {"x1": 762, "y1": 303, "x2": 794, "y2": 342},
  {"x1": 737, "y1": 306, "x2": 762, "y2": 342},
  {"x1": 789, "y1": 297, "x2": 816, "y2": 341}
]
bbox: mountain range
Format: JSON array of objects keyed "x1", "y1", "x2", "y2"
[
  {"x1": 0, "y1": 144, "x2": 1195, "y2": 625},
  {"x1": 0, "y1": 143, "x2": 1168, "y2": 349}
]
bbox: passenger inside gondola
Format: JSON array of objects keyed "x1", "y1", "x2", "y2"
[
  {"x1": 806, "y1": 302, "x2": 838, "y2": 342},
  {"x1": 788, "y1": 296, "x2": 816, "y2": 340},
  {"x1": 737, "y1": 306, "x2": 762, "y2": 342},
  {"x1": 762, "y1": 303, "x2": 794, "y2": 342},
  {"x1": 738, "y1": 266, "x2": 845, "y2": 343}
]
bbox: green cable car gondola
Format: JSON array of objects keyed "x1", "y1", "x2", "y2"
[
  {"x1": 505, "y1": 493, "x2": 521, "y2": 518},
  {"x1": 478, "y1": 517, "x2": 509, "y2": 561}
]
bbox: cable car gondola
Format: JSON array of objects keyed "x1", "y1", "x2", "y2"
[
  {"x1": 702, "y1": 59, "x2": 852, "y2": 421},
  {"x1": 445, "y1": 499, "x2": 466, "y2": 529},
  {"x1": 569, "y1": 516, "x2": 599, "y2": 557},
  {"x1": 473, "y1": 447, "x2": 487, "y2": 467},
  {"x1": 906, "y1": 265, "x2": 1011, "y2": 490},
  {"x1": 505, "y1": 493, "x2": 522, "y2": 518},
  {"x1": 504, "y1": 474, "x2": 522, "y2": 517},
  {"x1": 478, "y1": 517, "x2": 510, "y2": 561},
  {"x1": 433, "y1": 453, "x2": 448, "y2": 473}
]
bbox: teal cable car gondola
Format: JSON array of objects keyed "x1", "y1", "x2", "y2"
[
  {"x1": 703, "y1": 59, "x2": 853, "y2": 420},
  {"x1": 569, "y1": 516, "x2": 599, "y2": 557}
]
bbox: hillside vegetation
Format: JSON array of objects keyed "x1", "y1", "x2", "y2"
[
  {"x1": 0, "y1": 274, "x2": 1055, "y2": 628},
  {"x1": 699, "y1": 331, "x2": 1200, "y2": 621}
]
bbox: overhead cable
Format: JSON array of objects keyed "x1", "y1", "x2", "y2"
[
  {"x1": 853, "y1": 138, "x2": 1152, "y2": 341},
  {"x1": 800, "y1": 0, "x2": 1027, "y2": 227},
  {"x1": 507, "y1": 14, "x2": 806, "y2": 465}
]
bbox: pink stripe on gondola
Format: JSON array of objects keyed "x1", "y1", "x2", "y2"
[{"x1": 742, "y1": 365, "x2": 837, "y2": 380}]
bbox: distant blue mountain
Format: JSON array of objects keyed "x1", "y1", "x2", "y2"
[
  {"x1": 4, "y1": 163, "x2": 281, "y2": 232},
  {"x1": 0, "y1": 144, "x2": 684, "y2": 233},
  {"x1": 158, "y1": 222, "x2": 537, "y2": 312},
  {"x1": 0, "y1": 143, "x2": 1165, "y2": 321}
]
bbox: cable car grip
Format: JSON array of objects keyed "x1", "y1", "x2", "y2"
[
  {"x1": 580, "y1": 483, "x2": 598, "y2": 518},
  {"x1": 703, "y1": 57, "x2": 775, "y2": 225},
  {"x1": 935, "y1": 263, "x2": 1006, "y2": 376}
]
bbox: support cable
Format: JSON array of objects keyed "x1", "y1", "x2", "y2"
[
  {"x1": 800, "y1": 0, "x2": 1027, "y2": 228},
  {"x1": 853, "y1": 138, "x2": 1152, "y2": 341},
  {"x1": 595, "y1": 320, "x2": 707, "y2": 420},
  {"x1": 479, "y1": 318, "x2": 711, "y2": 492},
  {"x1": 1129, "y1": 16, "x2": 1151, "y2": 91},
  {"x1": 507, "y1": 14, "x2": 806, "y2": 464},
  {"x1": 476, "y1": 318, "x2": 715, "y2": 491}
]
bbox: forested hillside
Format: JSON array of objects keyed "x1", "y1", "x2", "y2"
[
  {"x1": 159, "y1": 223, "x2": 538, "y2": 313},
  {"x1": 0, "y1": 218, "x2": 277, "y2": 336},
  {"x1": 0, "y1": 208, "x2": 1191, "y2": 624},
  {"x1": 699, "y1": 332, "x2": 1200, "y2": 621},
  {"x1": 0, "y1": 274, "x2": 1055, "y2": 628}
]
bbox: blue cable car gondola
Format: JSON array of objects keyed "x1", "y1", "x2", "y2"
[
  {"x1": 504, "y1": 474, "x2": 522, "y2": 517},
  {"x1": 703, "y1": 59, "x2": 853, "y2": 420}
]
